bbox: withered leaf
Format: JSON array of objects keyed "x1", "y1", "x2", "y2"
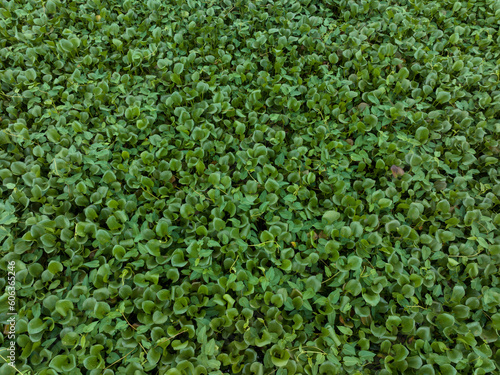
[{"x1": 391, "y1": 165, "x2": 405, "y2": 178}]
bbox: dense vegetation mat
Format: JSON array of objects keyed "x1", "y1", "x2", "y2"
[{"x1": 1, "y1": 0, "x2": 500, "y2": 374}]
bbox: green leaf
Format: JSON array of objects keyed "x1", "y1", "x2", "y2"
[
  {"x1": 270, "y1": 345, "x2": 290, "y2": 367},
  {"x1": 323, "y1": 210, "x2": 340, "y2": 224},
  {"x1": 436, "y1": 91, "x2": 451, "y2": 104},
  {"x1": 156, "y1": 220, "x2": 169, "y2": 237},
  {"x1": 324, "y1": 241, "x2": 340, "y2": 260},
  {"x1": 49, "y1": 354, "x2": 76, "y2": 372},
  {"x1": 208, "y1": 173, "x2": 220, "y2": 185},
  {"x1": 146, "y1": 240, "x2": 161, "y2": 256},
  {"x1": 347, "y1": 255, "x2": 362, "y2": 270},
  {"x1": 96, "y1": 229, "x2": 111, "y2": 244},
  {"x1": 28, "y1": 317, "x2": 45, "y2": 335},
  {"x1": 59, "y1": 39, "x2": 74, "y2": 53},
  {"x1": 174, "y1": 32, "x2": 183, "y2": 44},
  {"x1": 364, "y1": 114, "x2": 378, "y2": 127},
  {"x1": 255, "y1": 330, "x2": 272, "y2": 347},
  {"x1": 41, "y1": 233, "x2": 56, "y2": 248},
  {"x1": 180, "y1": 204, "x2": 195, "y2": 218},
  {"x1": 171, "y1": 73, "x2": 182, "y2": 85},
  {"x1": 213, "y1": 218, "x2": 226, "y2": 231},
  {"x1": 106, "y1": 215, "x2": 121, "y2": 230},
  {"x1": 362, "y1": 291, "x2": 380, "y2": 306},
  {"x1": 436, "y1": 313, "x2": 455, "y2": 328},
  {"x1": 55, "y1": 300, "x2": 74, "y2": 318},
  {"x1": 173, "y1": 63, "x2": 184, "y2": 75},
  {"x1": 171, "y1": 250, "x2": 188, "y2": 267},
  {"x1": 415, "y1": 126, "x2": 429, "y2": 143},
  {"x1": 385, "y1": 220, "x2": 400, "y2": 233},
  {"x1": 48, "y1": 261, "x2": 63, "y2": 274},
  {"x1": 417, "y1": 364, "x2": 436, "y2": 375},
  {"x1": 112, "y1": 245, "x2": 126, "y2": 260},
  {"x1": 94, "y1": 301, "x2": 110, "y2": 319},
  {"x1": 343, "y1": 356, "x2": 359, "y2": 366},
  {"x1": 265, "y1": 179, "x2": 279, "y2": 192},
  {"x1": 112, "y1": 39, "x2": 123, "y2": 50},
  {"x1": 83, "y1": 356, "x2": 101, "y2": 370},
  {"x1": 102, "y1": 170, "x2": 116, "y2": 183},
  {"x1": 345, "y1": 279, "x2": 362, "y2": 296},
  {"x1": 451, "y1": 60, "x2": 464, "y2": 71},
  {"x1": 46, "y1": 0, "x2": 57, "y2": 13},
  {"x1": 449, "y1": 33, "x2": 460, "y2": 44},
  {"x1": 491, "y1": 313, "x2": 500, "y2": 329},
  {"x1": 235, "y1": 121, "x2": 246, "y2": 135},
  {"x1": 378, "y1": 198, "x2": 392, "y2": 209}
]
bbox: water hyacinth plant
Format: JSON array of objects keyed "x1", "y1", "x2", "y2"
[{"x1": 0, "y1": 0, "x2": 500, "y2": 374}]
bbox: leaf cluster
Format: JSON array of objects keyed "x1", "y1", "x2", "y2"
[{"x1": 1, "y1": 0, "x2": 500, "y2": 374}]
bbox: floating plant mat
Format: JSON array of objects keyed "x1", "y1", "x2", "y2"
[{"x1": 0, "y1": 0, "x2": 499, "y2": 374}]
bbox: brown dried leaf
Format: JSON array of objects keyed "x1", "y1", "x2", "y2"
[
  {"x1": 346, "y1": 139, "x2": 354, "y2": 146},
  {"x1": 308, "y1": 231, "x2": 319, "y2": 240},
  {"x1": 391, "y1": 165, "x2": 405, "y2": 178}
]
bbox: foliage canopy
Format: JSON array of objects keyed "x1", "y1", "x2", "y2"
[{"x1": 1, "y1": 0, "x2": 500, "y2": 374}]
